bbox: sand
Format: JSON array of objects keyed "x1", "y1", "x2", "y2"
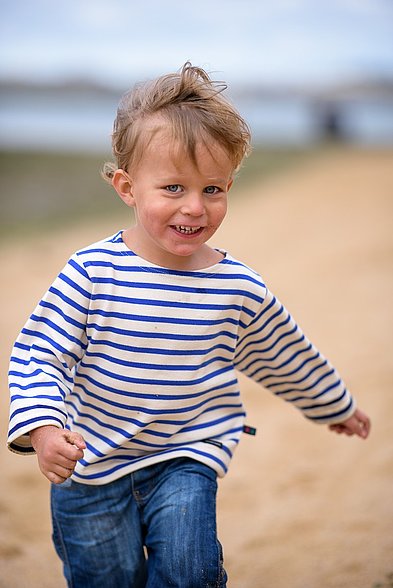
[{"x1": 1, "y1": 147, "x2": 392, "y2": 587}]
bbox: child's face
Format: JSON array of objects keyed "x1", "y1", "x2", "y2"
[{"x1": 113, "y1": 125, "x2": 234, "y2": 269}]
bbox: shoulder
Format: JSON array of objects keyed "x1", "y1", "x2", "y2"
[
  {"x1": 218, "y1": 252, "x2": 268, "y2": 307},
  {"x1": 73, "y1": 231, "x2": 125, "y2": 261},
  {"x1": 221, "y1": 252, "x2": 266, "y2": 288},
  {"x1": 57, "y1": 231, "x2": 128, "y2": 281}
]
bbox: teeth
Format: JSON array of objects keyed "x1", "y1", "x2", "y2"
[{"x1": 175, "y1": 225, "x2": 201, "y2": 234}]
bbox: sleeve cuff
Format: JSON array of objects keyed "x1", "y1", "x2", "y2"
[{"x1": 7, "y1": 434, "x2": 35, "y2": 455}]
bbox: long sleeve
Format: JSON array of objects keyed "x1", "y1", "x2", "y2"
[
  {"x1": 234, "y1": 287, "x2": 356, "y2": 424},
  {"x1": 8, "y1": 255, "x2": 91, "y2": 453}
]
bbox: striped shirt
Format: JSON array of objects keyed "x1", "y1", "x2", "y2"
[{"x1": 8, "y1": 231, "x2": 355, "y2": 484}]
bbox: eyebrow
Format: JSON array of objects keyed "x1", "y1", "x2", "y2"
[{"x1": 156, "y1": 176, "x2": 229, "y2": 184}]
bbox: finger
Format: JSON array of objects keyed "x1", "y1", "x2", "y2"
[
  {"x1": 47, "y1": 470, "x2": 68, "y2": 485},
  {"x1": 363, "y1": 419, "x2": 371, "y2": 438},
  {"x1": 60, "y1": 435, "x2": 86, "y2": 460},
  {"x1": 52, "y1": 463, "x2": 75, "y2": 479},
  {"x1": 64, "y1": 431, "x2": 86, "y2": 450},
  {"x1": 329, "y1": 424, "x2": 344, "y2": 434},
  {"x1": 356, "y1": 419, "x2": 370, "y2": 439},
  {"x1": 352, "y1": 409, "x2": 371, "y2": 437},
  {"x1": 55, "y1": 455, "x2": 79, "y2": 470},
  {"x1": 357, "y1": 412, "x2": 371, "y2": 438}
]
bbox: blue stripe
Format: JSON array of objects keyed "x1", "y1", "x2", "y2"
[
  {"x1": 9, "y1": 367, "x2": 68, "y2": 385},
  {"x1": 236, "y1": 334, "x2": 305, "y2": 373},
  {"x1": 83, "y1": 260, "x2": 264, "y2": 287},
  {"x1": 49, "y1": 286, "x2": 89, "y2": 315},
  {"x1": 297, "y1": 379, "x2": 342, "y2": 402},
  {"x1": 249, "y1": 343, "x2": 314, "y2": 380},
  {"x1": 12, "y1": 342, "x2": 70, "y2": 369},
  {"x1": 89, "y1": 337, "x2": 235, "y2": 357},
  {"x1": 88, "y1": 308, "x2": 240, "y2": 328},
  {"x1": 8, "y1": 415, "x2": 64, "y2": 438},
  {"x1": 73, "y1": 377, "x2": 238, "y2": 405},
  {"x1": 10, "y1": 404, "x2": 68, "y2": 423},
  {"x1": 306, "y1": 398, "x2": 353, "y2": 421},
  {"x1": 66, "y1": 398, "x2": 242, "y2": 440},
  {"x1": 78, "y1": 360, "x2": 233, "y2": 387},
  {"x1": 76, "y1": 246, "x2": 137, "y2": 258},
  {"x1": 248, "y1": 294, "x2": 278, "y2": 323},
  {"x1": 13, "y1": 341, "x2": 31, "y2": 352},
  {"x1": 238, "y1": 302, "x2": 287, "y2": 349},
  {"x1": 266, "y1": 361, "x2": 330, "y2": 393},
  {"x1": 275, "y1": 367, "x2": 335, "y2": 397},
  {"x1": 91, "y1": 293, "x2": 255, "y2": 316},
  {"x1": 59, "y1": 272, "x2": 91, "y2": 299},
  {"x1": 68, "y1": 257, "x2": 90, "y2": 279},
  {"x1": 77, "y1": 248, "x2": 129, "y2": 257},
  {"x1": 39, "y1": 300, "x2": 86, "y2": 330},
  {"x1": 86, "y1": 322, "x2": 238, "y2": 342},
  {"x1": 236, "y1": 314, "x2": 292, "y2": 359},
  {"x1": 66, "y1": 417, "x2": 119, "y2": 449},
  {"x1": 299, "y1": 386, "x2": 347, "y2": 409},
  {"x1": 180, "y1": 411, "x2": 245, "y2": 434},
  {"x1": 235, "y1": 315, "x2": 294, "y2": 361},
  {"x1": 84, "y1": 350, "x2": 231, "y2": 372},
  {"x1": 20, "y1": 329, "x2": 82, "y2": 364},
  {"x1": 68, "y1": 389, "x2": 240, "y2": 426},
  {"x1": 90, "y1": 277, "x2": 264, "y2": 303},
  {"x1": 9, "y1": 380, "x2": 65, "y2": 393},
  {"x1": 261, "y1": 355, "x2": 328, "y2": 387},
  {"x1": 10, "y1": 356, "x2": 73, "y2": 384},
  {"x1": 11, "y1": 392, "x2": 65, "y2": 402},
  {"x1": 29, "y1": 316, "x2": 87, "y2": 349}
]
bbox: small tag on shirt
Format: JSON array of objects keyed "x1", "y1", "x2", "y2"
[{"x1": 243, "y1": 425, "x2": 257, "y2": 436}]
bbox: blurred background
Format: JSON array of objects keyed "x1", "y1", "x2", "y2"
[
  {"x1": 0, "y1": 0, "x2": 392, "y2": 237},
  {"x1": 1, "y1": 2, "x2": 393, "y2": 587}
]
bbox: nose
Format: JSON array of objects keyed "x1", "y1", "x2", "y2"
[{"x1": 180, "y1": 192, "x2": 205, "y2": 217}]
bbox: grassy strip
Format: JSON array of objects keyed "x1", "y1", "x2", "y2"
[{"x1": 0, "y1": 147, "x2": 315, "y2": 240}]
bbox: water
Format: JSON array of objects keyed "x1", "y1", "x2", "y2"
[
  {"x1": 0, "y1": 88, "x2": 117, "y2": 152},
  {"x1": 1, "y1": 87, "x2": 392, "y2": 151}
]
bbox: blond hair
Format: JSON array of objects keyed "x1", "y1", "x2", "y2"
[{"x1": 102, "y1": 62, "x2": 251, "y2": 182}]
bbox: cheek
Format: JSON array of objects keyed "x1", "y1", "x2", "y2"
[
  {"x1": 138, "y1": 201, "x2": 172, "y2": 230},
  {"x1": 213, "y1": 200, "x2": 228, "y2": 224},
  {"x1": 135, "y1": 198, "x2": 158, "y2": 219}
]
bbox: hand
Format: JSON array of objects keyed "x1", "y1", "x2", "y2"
[
  {"x1": 329, "y1": 408, "x2": 371, "y2": 439},
  {"x1": 30, "y1": 425, "x2": 86, "y2": 484}
]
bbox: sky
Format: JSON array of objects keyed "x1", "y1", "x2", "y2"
[{"x1": 0, "y1": 0, "x2": 392, "y2": 89}]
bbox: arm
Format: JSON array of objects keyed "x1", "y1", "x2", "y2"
[
  {"x1": 235, "y1": 286, "x2": 368, "y2": 433},
  {"x1": 8, "y1": 254, "x2": 91, "y2": 454}
]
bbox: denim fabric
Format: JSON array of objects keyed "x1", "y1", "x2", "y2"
[{"x1": 51, "y1": 457, "x2": 227, "y2": 587}]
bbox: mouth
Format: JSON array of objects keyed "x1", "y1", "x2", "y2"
[{"x1": 172, "y1": 225, "x2": 203, "y2": 235}]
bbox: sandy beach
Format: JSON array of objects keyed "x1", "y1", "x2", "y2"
[{"x1": 1, "y1": 147, "x2": 392, "y2": 587}]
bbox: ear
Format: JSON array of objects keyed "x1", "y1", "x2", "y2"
[
  {"x1": 227, "y1": 178, "x2": 234, "y2": 192},
  {"x1": 112, "y1": 169, "x2": 135, "y2": 208}
]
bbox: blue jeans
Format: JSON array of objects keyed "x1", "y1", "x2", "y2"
[{"x1": 51, "y1": 457, "x2": 227, "y2": 587}]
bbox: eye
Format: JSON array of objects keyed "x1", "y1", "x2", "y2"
[
  {"x1": 165, "y1": 184, "x2": 182, "y2": 193},
  {"x1": 204, "y1": 186, "x2": 220, "y2": 195}
]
